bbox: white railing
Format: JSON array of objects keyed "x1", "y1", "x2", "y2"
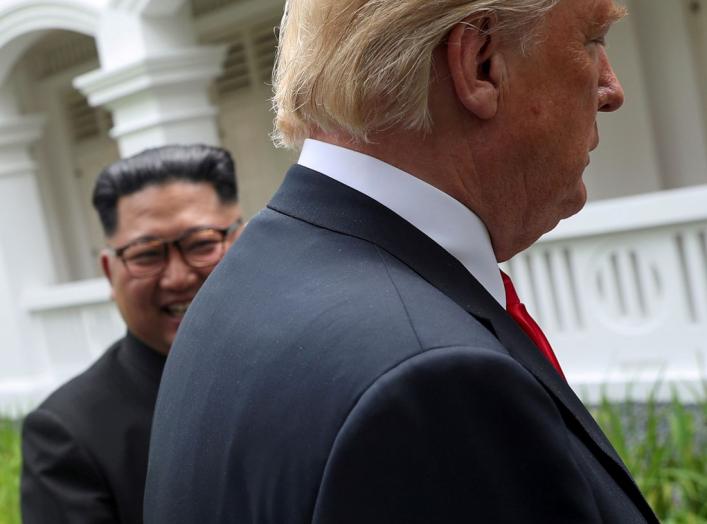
[
  {"x1": 2, "y1": 185, "x2": 706, "y2": 415},
  {"x1": 0, "y1": 279, "x2": 124, "y2": 416},
  {"x1": 503, "y1": 184, "x2": 707, "y2": 403}
]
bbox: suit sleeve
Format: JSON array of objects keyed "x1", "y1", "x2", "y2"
[
  {"x1": 21, "y1": 408, "x2": 118, "y2": 524},
  {"x1": 312, "y1": 346, "x2": 603, "y2": 524}
]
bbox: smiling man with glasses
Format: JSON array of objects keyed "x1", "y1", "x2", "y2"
[{"x1": 21, "y1": 144, "x2": 242, "y2": 523}]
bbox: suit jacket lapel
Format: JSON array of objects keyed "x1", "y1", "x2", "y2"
[{"x1": 268, "y1": 165, "x2": 655, "y2": 520}]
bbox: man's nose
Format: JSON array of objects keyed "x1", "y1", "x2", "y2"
[
  {"x1": 160, "y1": 246, "x2": 198, "y2": 289},
  {"x1": 598, "y1": 51, "x2": 625, "y2": 113}
]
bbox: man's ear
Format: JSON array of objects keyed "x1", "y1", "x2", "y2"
[
  {"x1": 100, "y1": 250, "x2": 116, "y2": 300},
  {"x1": 447, "y1": 16, "x2": 504, "y2": 120}
]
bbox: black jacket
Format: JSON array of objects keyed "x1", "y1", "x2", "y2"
[
  {"x1": 145, "y1": 165, "x2": 657, "y2": 523},
  {"x1": 22, "y1": 332, "x2": 165, "y2": 523}
]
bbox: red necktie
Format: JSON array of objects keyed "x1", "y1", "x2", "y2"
[{"x1": 501, "y1": 271, "x2": 566, "y2": 380}]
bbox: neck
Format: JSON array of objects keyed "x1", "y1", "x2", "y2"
[
  {"x1": 311, "y1": 128, "x2": 472, "y2": 204},
  {"x1": 311, "y1": 128, "x2": 526, "y2": 255}
]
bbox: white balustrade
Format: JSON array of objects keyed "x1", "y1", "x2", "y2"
[
  {"x1": 502, "y1": 184, "x2": 707, "y2": 403},
  {"x1": 2, "y1": 186, "x2": 706, "y2": 415},
  {"x1": 0, "y1": 279, "x2": 124, "y2": 416}
]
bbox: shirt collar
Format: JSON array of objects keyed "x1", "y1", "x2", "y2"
[{"x1": 297, "y1": 139, "x2": 505, "y2": 306}]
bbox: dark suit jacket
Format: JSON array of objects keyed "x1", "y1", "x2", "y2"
[
  {"x1": 22, "y1": 332, "x2": 166, "y2": 524},
  {"x1": 145, "y1": 165, "x2": 657, "y2": 523}
]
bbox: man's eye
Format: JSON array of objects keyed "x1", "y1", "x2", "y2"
[
  {"x1": 127, "y1": 250, "x2": 163, "y2": 265},
  {"x1": 184, "y1": 240, "x2": 220, "y2": 255}
]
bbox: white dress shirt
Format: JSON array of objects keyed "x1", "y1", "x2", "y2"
[{"x1": 297, "y1": 139, "x2": 505, "y2": 306}]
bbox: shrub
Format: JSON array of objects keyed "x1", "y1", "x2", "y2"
[
  {"x1": 0, "y1": 419, "x2": 21, "y2": 524},
  {"x1": 592, "y1": 385, "x2": 707, "y2": 523}
]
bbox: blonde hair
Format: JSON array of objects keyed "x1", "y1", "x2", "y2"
[{"x1": 272, "y1": 0, "x2": 560, "y2": 148}]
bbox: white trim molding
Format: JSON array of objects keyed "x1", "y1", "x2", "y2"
[
  {"x1": 0, "y1": 114, "x2": 45, "y2": 179},
  {"x1": 0, "y1": 113, "x2": 45, "y2": 147},
  {"x1": 74, "y1": 45, "x2": 227, "y2": 155},
  {"x1": 109, "y1": 106, "x2": 219, "y2": 138},
  {"x1": 544, "y1": 184, "x2": 707, "y2": 241},
  {"x1": 109, "y1": 0, "x2": 188, "y2": 16},
  {"x1": 0, "y1": 0, "x2": 100, "y2": 45},
  {"x1": 22, "y1": 277, "x2": 111, "y2": 312},
  {"x1": 73, "y1": 46, "x2": 226, "y2": 106},
  {"x1": 0, "y1": 0, "x2": 101, "y2": 83}
]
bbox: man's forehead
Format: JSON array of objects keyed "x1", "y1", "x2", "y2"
[
  {"x1": 118, "y1": 181, "x2": 220, "y2": 211},
  {"x1": 111, "y1": 181, "x2": 232, "y2": 241}
]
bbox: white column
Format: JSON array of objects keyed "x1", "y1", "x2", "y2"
[
  {"x1": 632, "y1": 0, "x2": 707, "y2": 189},
  {"x1": 0, "y1": 87, "x2": 54, "y2": 406},
  {"x1": 73, "y1": 6, "x2": 226, "y2": 157},
  {"x1": 685, "y1": 0, "x2": 707, "y2": 138}
]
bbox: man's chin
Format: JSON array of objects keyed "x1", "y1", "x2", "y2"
[
  {"x1": 154, "y1": 335, "x2": 173, "y2": 355},
  {"x1": 539, "y1": 194, "x2": 586, "y2": 243},
  {"x1": 562, "y1": 183, "x2": 588, "y2": 220},
  {"x1": 158, "y1": 319, "x2": 181, "y2": 353}
]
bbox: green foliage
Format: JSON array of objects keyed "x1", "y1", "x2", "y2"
[
  {"x1": 0, "y1": 419, "x2": 21, "y2": 524},
  {"x1": 592, "y1": 385, "x2": 707, "y2": 523}
]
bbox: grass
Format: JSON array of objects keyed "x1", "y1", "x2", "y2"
[
  {"x1": 0, "y1": 419, "x2": 20, "y2": 524},
  {"x1": 592, "y1": 385, "x2": 707, "y2": 523},
  {"x1": 0, "y1": 392, "x2": 705, "y2": 523}
]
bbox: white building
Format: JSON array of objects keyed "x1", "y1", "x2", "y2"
[{"x1": 0, "y1": 0, "x2": 705, "y2": 415}]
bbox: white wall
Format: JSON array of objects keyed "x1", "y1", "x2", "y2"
[
  {"x1": 215, "y1": 86, "x2": 296, "y2": 218},
  {"x1": 685, "y1": 0, "x2": 707, "y2": 138},
  {"x1": 582, "y1": 10, "x2": 664, "y2": 201}
]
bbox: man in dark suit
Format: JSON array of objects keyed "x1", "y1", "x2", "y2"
[
  {"x1": 146, "y1": 0, "x2": 658, "y2": 522},
  {"x1": 21, "y1": 145, "x2": 242, "y2": 523}
]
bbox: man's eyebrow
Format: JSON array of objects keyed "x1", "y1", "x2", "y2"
[
  {"x1": 588, "y1": 3, "x2": 627, "y2": 34},
  {"x1": 607, "y1": 4, "x2": 629, "y2": 24},
  {"x1": 114, "y1": 234, "x2": 162, "y2": 251},
  {"x1": 120, "y1": 225, "x2": 220, "y2": 248}
]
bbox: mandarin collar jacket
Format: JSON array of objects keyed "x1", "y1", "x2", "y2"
[{"x1": 22, "y1": 332, "x2": 166, "y2": 523}]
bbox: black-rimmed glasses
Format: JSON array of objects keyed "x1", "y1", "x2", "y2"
[{"x1": 108, "y1": 219, "x2": 242, "y2": 278}]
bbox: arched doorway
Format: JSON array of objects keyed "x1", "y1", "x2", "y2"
[{"x1": 11, "y1": 30, "x2": 120, "y2": 282}]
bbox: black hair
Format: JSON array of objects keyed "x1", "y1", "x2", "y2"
[{"x1": 92, "y1": 144, "x2": 238, "y2": 236}]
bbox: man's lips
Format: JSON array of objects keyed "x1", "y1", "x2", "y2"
[
  {"x1": 161, "y1": 301, "x2": 192, "y2": 318},
  {"x1": 587, "y1": 136, "x2": 599, "y2": 166},
  {"x1": 590, "y1": 123, "x2": 600, "y2": 151}
]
